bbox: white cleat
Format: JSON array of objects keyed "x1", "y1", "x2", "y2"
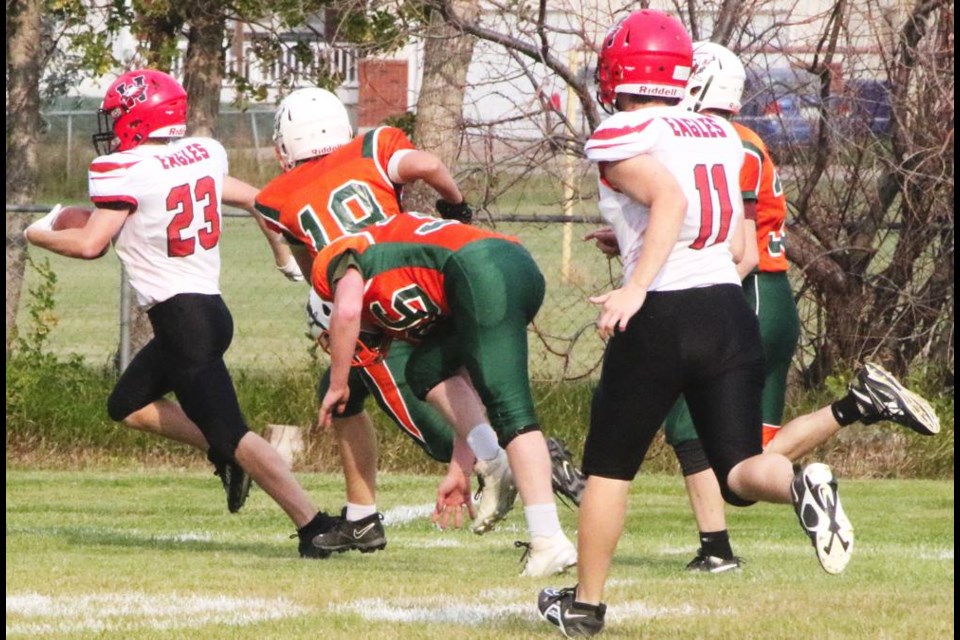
[
  {"x1": 518, "y1": 532, "x2": 578, "y2": 578},
  {"x1": 471, "y1": 449, "x2": 518, "y2": 534},
  {"x1": 791, "y1": 463, "x2": 854, "y2": 574}
]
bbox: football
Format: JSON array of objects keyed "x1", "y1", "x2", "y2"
[
  {"x1": 52, "y1": 205, "x2": 94, "y2": 231},
  {"x1": 51, "y1": 205, "x2": 109, "y2": 258}
]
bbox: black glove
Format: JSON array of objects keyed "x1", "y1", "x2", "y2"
[{"x1": 435, "y1": 199, "x2": 473, "y2": 224}]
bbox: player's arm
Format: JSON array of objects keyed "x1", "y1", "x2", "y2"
[
  {"x1": 289, "y1": 244, "x2": 314, "y2": 283},
  {"x1": 393, "y1": 150, "x2": 463, "y2": 204},
  {"x1": 223, "y1": 176, "x2": 302, "y2": 281},
  {"x1": 25, "y1": 203, "x2": 128, "y2": 259},
  {"x1": 392, "y1": 150, "x2": 472, "y2": 222},
  {"x1": 589, "y1": 155, "x2": 687, "y2": 338},
  {"x1": 584, "y1": 226, "x2": 620, "y2": 256},
  {"x1": 318, "y1": 267, "x2": 365, "y2": 427},
  {"x1": 735, "y1": 200, "x2": 760, "y2": 280},
  {"x1": 613, "y1": 155, "x2": 687, "y2": 289}
]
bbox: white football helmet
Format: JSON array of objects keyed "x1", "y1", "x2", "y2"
[
  {"x1": 274, "y1": 88, "x2": 353, "y2": 171},
  {"x1": 305, "y1": 288, "x2": 391, "y2": 367},
  {"x1": 306, "y1": 288, "x2": 333, "y2": 342},
  {"x1": 681, "y1": 41, "x2": 746, "y2": 115}
]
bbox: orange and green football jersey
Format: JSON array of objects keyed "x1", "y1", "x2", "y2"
[
  {"x1": 312, "y1": 212, "x2": 519, "y2": 339},
  {"x1": 255, "y1": 126, "x2": 415, "y2": 256},
  {"x1": 733, "y1": 122, "x2": 789, "y2": 272}
]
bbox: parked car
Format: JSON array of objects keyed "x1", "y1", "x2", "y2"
[
  {"x1": 738, "y1": 68, "x2": 893, "y2": 160},
  {"x1": 833, "y1": 78, "x2": 893, "y2": 138},
  {"x1": 738, "y1": 67, "x2": 824, "y2": 159}
]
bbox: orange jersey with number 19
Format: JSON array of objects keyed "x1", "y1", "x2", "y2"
[{"x1": 255, "y1": 126, "x2": 415, "y2": 256}]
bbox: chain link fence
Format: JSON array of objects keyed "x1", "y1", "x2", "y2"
[
  {"x1": 7, "y1": 207, "x2": 619, "y2": 382},
  {"x1": 13, "y1": 110, "x2": 618, "y2": 382},
  {"x1": 14, "y1": 110, "x2": 947, "y2": 384}
]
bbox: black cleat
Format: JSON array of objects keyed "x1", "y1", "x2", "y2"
[
  {"x1": 848, "y1": 362, "x2": 940, "y2": 435},
  {"x1": 685, "y1": 549, "x2": 742, "y2": 573},
  {"x1": 310, "y1": 507, "x2": 387, "y2": 555},
  {"x1": 294, "y1": 511, "x2": 339, "y2": 559},
  {"x1": 547, "y1": 437, "x2": 586, "y2": 507},
  {"x1": 209, "y1": 452, "x2": 251, "y2": 514},
  {"x1": 538, "y1": 585, "x2": 606, "y2": 638}
]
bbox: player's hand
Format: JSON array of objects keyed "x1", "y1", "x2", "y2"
[
  {"x1": 24, "y1": 203, "x2": 63, "y2": 242},
  {"x1": 584, "y1": 226, "x2": 620, "y2": 257},
  {"x1": 432, "y1": 471, "x2": 475, "y2": 530},
  {"x1": 276, "y1": 255, "x2": 304, "y2": 282},
  {"x1": 319, "y1": 386, "x2": 350, "y2": 429},
  {"x1": 589, "y1": 282, "x2": 647, "y2": 340},
  {"x1": 435, "y1": 199, "x2": 473, "y2": 224}
]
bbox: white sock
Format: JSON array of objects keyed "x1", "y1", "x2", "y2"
[
  {"x1": 524, "y1": 503, "x2": 561, "y2": 539},
  {"x1": 467, "y1": 423, "x2": 501, "y2": 461},
  {"x1": 345, "y1": 502, "x2": 377, "y2": 521}
]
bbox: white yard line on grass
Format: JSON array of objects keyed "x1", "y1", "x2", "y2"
[
  {"x1": 5, "y1": 592, "x2": 306, "y2": 636},
  {"x1": 382, "y1": 503, "x2": 434, "y2": 526},
  {"x1": 333, "y1": 595, "x2": 723, "y2": 626}
]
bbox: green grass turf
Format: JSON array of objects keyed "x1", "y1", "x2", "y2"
[{"x1": 5, "y1": 469, "x2": 953, "y2": 639}]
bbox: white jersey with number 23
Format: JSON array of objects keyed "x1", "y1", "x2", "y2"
[{"x1": 88, "y1": 137, "x2": 228, "y2": 308}]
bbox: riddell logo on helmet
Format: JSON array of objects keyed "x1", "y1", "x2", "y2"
[{"x1": 623, "y1": 84, "x2": 683, "y2": 97}]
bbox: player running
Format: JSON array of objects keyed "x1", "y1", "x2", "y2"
[
  {"x1": 538, "y1": 11, "x2": 858, "y2": 636},
  {"x1": 24, "y1": 69, "x2": 337, "y2": 557},
  {"x1": 659, "y1": 41, "x2": 942, "y2": 573}
]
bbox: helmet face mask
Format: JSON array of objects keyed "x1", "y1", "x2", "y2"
[
  {"x1": 680, "y1": 42, "x2": 746, "y2": 115},
  {"x1": 274, "y1": 88, "x2": 353, "y2": 171},
  {"x1": 307, "y1": 289, "x2": 390, "y2": 367},
  {"x1": 92, "y1": 70, "x2": 188, "y2": 156},
  {"x1": 596, "y1": 10, "x2": 693, "y2": 113}
]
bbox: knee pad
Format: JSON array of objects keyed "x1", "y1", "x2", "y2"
[
  {"x1": 720, "y1": 482, "x2": 756, "y2": 508},
  {"x1": 672, "y1": 438, "x2": 711, "y2": 477}
]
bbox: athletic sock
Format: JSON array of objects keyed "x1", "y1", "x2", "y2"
[
  {"x1": 699, "y1": 530, "x2": 734, "y2": 559},
  {"x1": 346, "y1": 502, "x2": 377, "y2": 521},
  {"x1": 525, "y1": 503, "x2": 561, "y2": 539},
  {"x1": 831, "y1": 393, "x2": 864, "y2": 427},
  {"x1": 467, "y1": 423, "x2": 501, "y2": 461}
]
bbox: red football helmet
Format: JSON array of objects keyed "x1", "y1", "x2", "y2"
[
  {"x1": 92, "y1": 69, "x2": 188, "y2": 155},
  {"x1": 596, "y1": 10, "x2": 694, "y2": 112}
]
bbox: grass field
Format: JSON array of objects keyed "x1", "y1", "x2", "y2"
[{"x1": 5, "y1": 469, "x2": 953, "y2": 639}]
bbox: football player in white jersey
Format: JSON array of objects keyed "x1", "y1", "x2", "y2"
[
  {"x1": 538, "y1": 11, "x2": 854, "y2": 637},
  {"x1": 25, "y1": 69, "x2": 339, "y2": 558}
]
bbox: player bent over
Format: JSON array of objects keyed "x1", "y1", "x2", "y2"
[
  {"x1": 256, "y1": 88, "x2": 584, "y2": 552},
  {"x1": 314, "y1": 212, "x2": 579, "y2": 577}
]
